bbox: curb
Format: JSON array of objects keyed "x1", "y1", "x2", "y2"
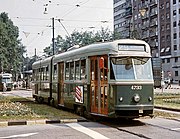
[
  {"x1": 0, "y1": 118, "x2": 88, "y2": 127},
  {"x1": 154, "y1": 106, "x2": 180, "y2": 112}
]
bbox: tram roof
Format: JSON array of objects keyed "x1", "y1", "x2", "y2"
[
  {"x1": 32, "y1": 56, "x2": 53, "y2": 69},
  {"x1": 54, "y1": 39, "x2": 151, "y2": 62},
  {"x1": 32, "y1": 39, "x2": 151, "y2": 68}
]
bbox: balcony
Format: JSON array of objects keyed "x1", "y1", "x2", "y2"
[
  {"x1": 150, "y1": 10, "x2": 158, "y2": 16},
  {"x1": 149, "y1": 31, "x2": 158, "y2": 37},
  {"x1": 142, "y1": 33, "x2": 149, "y2": 39},
  {"x1": 149, "y1": 0, "x2": 158, "y2": 6},
  {"x1": 141, "y1": 2, "x2": 148, "y2": 9},
  {"x1": 124, "y1": 8, "x2": 132, "y2": 18},
  {"x1": 126, "y1": 2, "x2": 132, "y2": 8},
  {"x1": 150, "y1": 20, "x2": 158, "y2": 27},
  {"x1": 142, "y1": 23, "x2": 148, "y2": 30}
]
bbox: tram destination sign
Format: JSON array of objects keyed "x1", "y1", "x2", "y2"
[{"x1": 118, "y1": 44, "x2": 145, "y2": 51}]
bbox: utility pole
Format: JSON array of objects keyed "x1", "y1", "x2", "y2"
[
  {"x1": 35, "y1": 48, "x2": 37, "y2": 61},
  {"x1": 52, "y1": 17, "x2": 55, "y2": 55}
]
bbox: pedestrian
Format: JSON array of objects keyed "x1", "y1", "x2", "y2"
[
  {"x1": 165, "y1": 78, "x2": 171, "y2": 89},
  {"x1": 3, "y1": 82, "x2": 7, "y2": 93}
]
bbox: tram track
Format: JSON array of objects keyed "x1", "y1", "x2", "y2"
[
  {"x1": 116, "y1": 127, "x2": 151, "y2": 139},
  {"x1": 97, "y1": 116, "x2": 180, "y2": 139}
]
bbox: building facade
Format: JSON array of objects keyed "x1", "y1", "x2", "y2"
[{"x1": 113, "y1": 0, "x2": 180, "y2": 82}]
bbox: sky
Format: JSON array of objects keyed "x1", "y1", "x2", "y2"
[{"x1": 0, "y1": 0, "x2": 113, "y2": 57}]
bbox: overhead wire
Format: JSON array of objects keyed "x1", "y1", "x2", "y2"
[{"x1": 17, "y1": 0, "x2": 112, "y2": 46}]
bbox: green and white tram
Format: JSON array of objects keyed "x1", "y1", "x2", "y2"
[{"x1": 32, "y1": 39, "x2": 154, "y2": 118}]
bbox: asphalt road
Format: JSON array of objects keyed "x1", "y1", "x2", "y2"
[
  {"x1": 0, "y1": 118, "x2": 180, "y2": 139},
  {"x1": 0, "y1": 89, "x2": 180, "y2": 138}
]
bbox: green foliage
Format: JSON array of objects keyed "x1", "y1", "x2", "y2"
[
  {"x1": 0, "y1": 12, "x2": 26, "y2": 74},
  {"x1": 43, "y1": 27, "x2": 120, "y2": 56}
]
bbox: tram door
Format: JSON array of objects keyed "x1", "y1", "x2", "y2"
[
  {"x1": 90, "y1": 56, "x2": 108, "y2": 115},
  {"x1": 58, "y1": 62, "x2": 64, "y2": 105}
]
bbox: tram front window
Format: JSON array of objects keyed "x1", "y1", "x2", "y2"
[
  {"x1": 110, "y1": 57, "x2": 153, "y2": 80},
  {"x1": 2, "y1": 78, "x2": 11, "y2": 83}
]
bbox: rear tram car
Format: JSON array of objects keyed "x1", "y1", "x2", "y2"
[{"x1": 32, "y1": 39, "x2": 154, "y2": 118}]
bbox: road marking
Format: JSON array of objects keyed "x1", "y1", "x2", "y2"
[
  {"x1": 0, "y1": 132, "x2": 38, "y2": 138},
  {"x1": 66, "y1": 123, "x2": 109, "y2": 139},
  {"x1": 171, "y1": 128, "x2": 180, "y2": 131}
]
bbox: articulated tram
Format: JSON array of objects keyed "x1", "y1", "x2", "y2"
[{"x1": 32, "y1": 39, "x2": 154, "y2": 118}]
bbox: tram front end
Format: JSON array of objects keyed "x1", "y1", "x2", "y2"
[{"x1": 109, "y1": 56, "x2": 154, "y2": 118}]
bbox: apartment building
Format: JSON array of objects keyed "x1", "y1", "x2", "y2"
[
  {"x1": 114, "y1": 0, "x2": 132, "y2": 38},
  {"x1": 113, "y1": 0, "x2": 180, "y2": 82}
]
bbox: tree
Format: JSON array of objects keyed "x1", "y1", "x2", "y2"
[
  {"x1": 0, "y1": 12, "x2": 26, "y2": 78},
  {"x1": 94, "y1": 27, "x2": 112, "y2": 42},
  {"x1": 112, "y1": 29, "x2": 122, "y2": 40},
  {"x1": 43, "y1": 27, "x2": 114, "y2": 56}
]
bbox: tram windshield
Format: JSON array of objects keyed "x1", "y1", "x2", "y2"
[
  {"x1": 110, "y1": 57, "x2": 153, "y2": 80},
  {"x1": 2, "y1": 77, "x2": 12, "y2": 83}
]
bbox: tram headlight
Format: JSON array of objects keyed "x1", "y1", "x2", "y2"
[
  {"x1": 148, "y1": 96, "x2": 152, "y2": 101},
  {"x1": 133, "y1": 94, "x2": 140, "y2": 102},
  {"x1": 119, "y1": 97, "x2": 123, "y2": 102}
]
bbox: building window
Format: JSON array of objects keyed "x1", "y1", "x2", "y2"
[
  {"x1": 174, "y1": 33, "x2": 177, "y2": 39},
  {"x1": 173, "y1": 21, "x2": 177, "y2": 27},
  {"x1": 161, "y1": 25, "x2": 165, "y2": 31},
  {"x1": 173, "y1": 0, "x2": 176, "y2": 4},
  {"x1": 166, "y1": 2, "x2": 170, "y2": 8},
  {"x1": 165, "y1": 47, "x2": 170, "y2": 52},
  {"x1": 166, "y1": 35, "x2": 170, "y2": 41},
  {"x1": 174, "y1": 45, "x2": 177, "y2": 50},
  {"x1": 166, "y1": 13, "x2": 170, "y2": 19},
  {"x1": 167, "y1": 58, "x2": 170, "y2": 63},
  {"x1": 162, "y1": 59, "x2": 165, "y2": 63},
  {"x1": 166, "y1": 24, "x2": 170, "y2": 30},
  {"x1": 175, "y1": 71, "x2": 178, "y2": 76},
  {"x1": 173, "y1": 10, "x2": 177, "y2": 16},
  {"x1": 161, "y1": 48, "x2": 165, "y2": 53},
  {"x1": 160, "y1": 4, "x2": 164, "y2": 9},
  {"x1": 161, "y1": 15, "x2": 165, "y2": 20},
  {"x1": 161, "y1": 36, "x2": 165, "y2": 42},
  {"x1": 175, "y1": 57, "x2": 178, "y2": 62}
]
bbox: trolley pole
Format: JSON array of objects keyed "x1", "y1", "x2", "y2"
[{"x1": 52, "y1": 17, "x2": 55, "y2": 55}]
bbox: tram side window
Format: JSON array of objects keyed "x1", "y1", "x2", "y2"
[
  {"x1": 65, "y1": 62, "x2": 69, "y2": 80},
  {"x1": 43, "y1": 67, "x2": 46, "y2": 80},
  {"x1": 36, "y1": 69, "x2": 39, "y2": 81},
  {"x1": 46, "y1": 66, "x2": 49, "y2": 80},
  {"x1": 53, "y1": 64, "x2": 57, "y2": 80},
  {"x1": 38, "y1": 69, "x2": 41, "y2": 80},
  {"x1": 75, "y1": 61, "x2": 80, "y2": 80},
  {"x1": 104, "y1": 58, "x2": 108, "y2": 80},
  {"x1": 80, "y1": 59, "x2": 86, "y2": 80},
  {"x1": 91, "y1": 60, "x2": 94, "y2": 80},
  {"x1": 41, "y1": 68, "x2": 44, "y2": 80},
  {"x1": 32, "y1": 70, "x2": 35, "y2": 81},
  {"x1": 69, "y1": 62, "x2": 74, "y2": 80},
  {"x1": 100, "y1": 58, "x2": 108, "y2": 80}
]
